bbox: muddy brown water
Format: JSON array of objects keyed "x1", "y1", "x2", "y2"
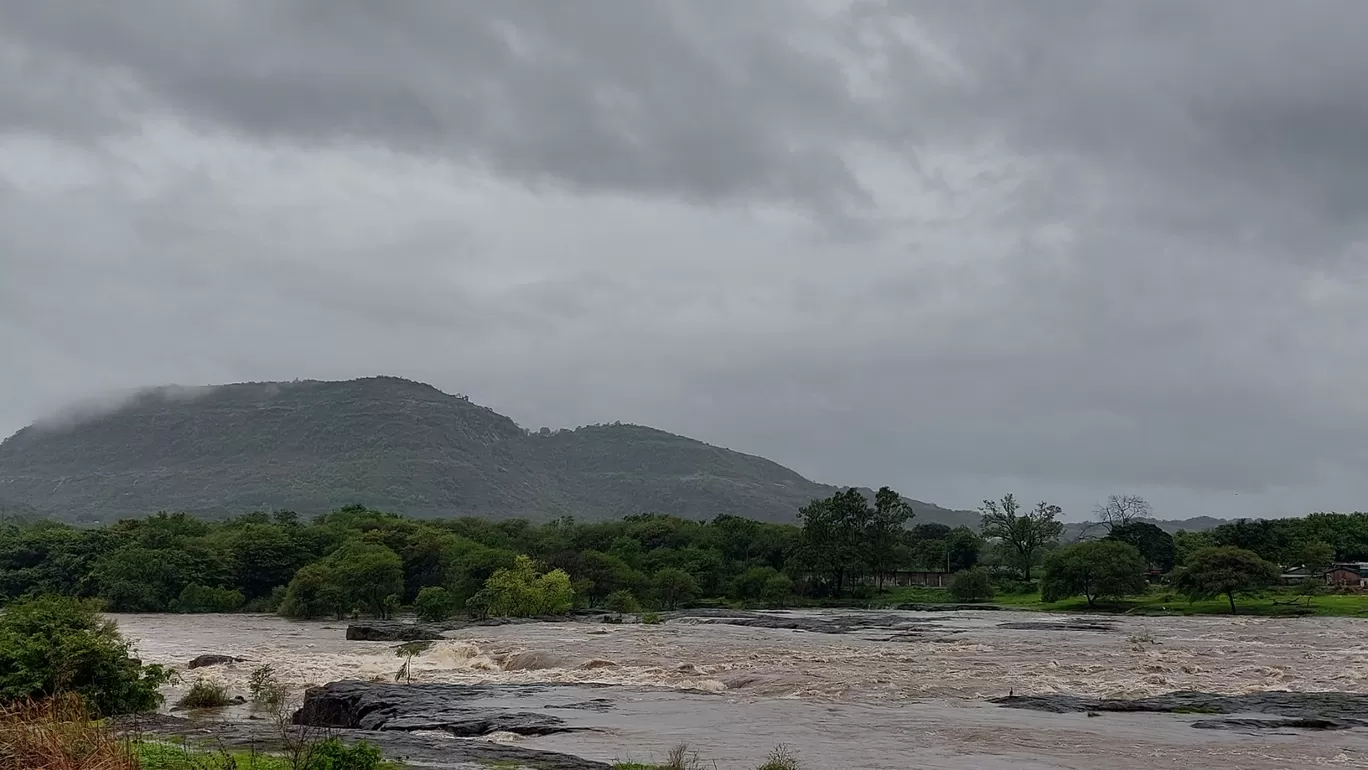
[{"x1": 116, "y1": 610, "x2": 1368, "y2": 769}]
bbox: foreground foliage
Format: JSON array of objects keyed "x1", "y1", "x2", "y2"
[{"x1": 0, "y1": 596, "x2": 172, "y2": 715}]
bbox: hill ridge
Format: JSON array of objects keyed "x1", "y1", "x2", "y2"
[{"x1": 0, "y1": 376, "x2": 978, "y2": 527}]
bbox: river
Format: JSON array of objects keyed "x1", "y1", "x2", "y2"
[{"x1": 115, "y1": 609, "x2": 1368, "y2": 769}]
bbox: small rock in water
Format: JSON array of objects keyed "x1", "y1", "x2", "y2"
[{"x1": 188, "y1": 654, "x2": 246, "y2": 669}]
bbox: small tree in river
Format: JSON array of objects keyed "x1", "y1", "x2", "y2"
[
  {"x1": 1173, "y1": 546, "x2": 1279, "y2": 614},
  {"x1": 1040, "y1": 540, "x2": 1149, "y2": 607}
]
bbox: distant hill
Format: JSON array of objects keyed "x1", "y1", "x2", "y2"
[{"x1": 0, "y1": 377, "x2": 980, "y2": 526}]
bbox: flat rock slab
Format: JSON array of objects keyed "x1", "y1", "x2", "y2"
[
  {"x1": 669, "y1": 609, "x2": 937, "y2": 635},
  {"x1": 994, "y1": 690, "x2": 1368, "y2": 729},
  {"x1": 110, "y1": 712, "x2": 610, "y2": 770},
  {"x1": 345, "y1": 623, "x2": 447, "y2": 642},
  {"x1": 997, "y1": 619, "x2": 1118, "y2": 633},
  {"x1": 294, "y1": 680, "x2": 591, "y2": 737}
]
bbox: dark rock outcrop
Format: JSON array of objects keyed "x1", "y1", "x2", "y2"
[
  {"x1": 1191, "y1": 718, "x2": 1352, "y2": 731},
  {"x1": 994, "y1": 690, "x2": 1368, "y2": 729},
  {"x1": 188, "y1": 654, "x2": 245, "y2": 669},
  {"x1": 669, "y1": 609, "x2": 938, "y2": 635},
  {"x1": 110, "y1": 712, "x2": 609, "y2": 770},
  {"x1": 997, "y1": 619, "x2": 1117, "y2": 633},
  {"x1": 344, "y1": 623, "x2": 446, "y2": 642},
  {"x1": 293, "y1": 680, "x2": 578, "y2": 737}
]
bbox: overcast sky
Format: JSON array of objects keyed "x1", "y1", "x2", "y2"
[{"x1": 3, "y1": 1, "x2": 1367, "y2": 520}]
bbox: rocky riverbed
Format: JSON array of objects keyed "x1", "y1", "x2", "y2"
[{"x1": 115, "y1": 609, "x2": 1368, "y2": 768}]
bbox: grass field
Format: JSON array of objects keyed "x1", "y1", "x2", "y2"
[{"x1": 873, "y1": 585, "x2": 1368, "y2": 617}]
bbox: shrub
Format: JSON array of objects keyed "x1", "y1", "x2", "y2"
[
  {"x1": 640, "y1": 612, "x2": 663, "y2": 625},
  {"x1": 482, "y1": 556, "x2": 575, "y2": 617},
  {"x1": 176, "y1": 678, "x2": 231, "y2": 710},
  {"x1": 756, "y1": 744, "x2": 802, "y2": 770},
  {"x1": 948, "y1": 568, "x2": 994, "y2": 602},
  {"x1": 307, "y1": 737, "x2": 383, "y2": 770},
  {"x1": 174, "y1": 583, "x2": 246, "y2": 613},
  {"x1": 760, "y1": 574, "x2": 794, "y2": 608},
  {"x1": 247, "y1": 665, "x2": 286, "y2": 709},
  {"x1": 0, "y1": 595, "x2": 173, "y2": 715},
  {"x1": 413, "y1": 586, "x2": 457, "y2": 622},
  {"x1": 604, "y1": 590, "x2": 641, "y2": 614}
]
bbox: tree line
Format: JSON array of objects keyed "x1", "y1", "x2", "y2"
[{"x1": 2, "y1": 490, "x2": 1364, "y2": 618}]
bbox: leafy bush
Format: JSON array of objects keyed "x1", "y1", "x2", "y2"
[
  {"x1": 756, "y1": 744, "x2": 803, "y2": 770},
  {"x1": 247, "y1": 665, "x2": 286, "y2": 708},
  {"x1": 948, "y1": 568, "x2": 994, "y2": 602},
  {"x1": 640, "y1": 612, "x2": 663, "y2": 625},
  {"x1": 0, "y1": 595, "x2": 173, "y2": 715},
  {"x1": 482, "y1": 556, "x2": 575, "y2": 617},
  {"x1": 604, "y1": 589, "x2": 641, "y2": 614},
  {"x1": 176, "y1": 678, "x2": 231, "y2": 710},
  {"x1": 760, "y1": 574, "x2": 794, "y2": 608},
  {"x1": 651, "y1": 568, "x2": 699, "y2": 610},
  {"x1": 174, "y1": 583, "x2": 246, "y2": 613},
  {"x1": 413, "y1": 586, "x2": 457, "y2": 622},
  {"x1": 307, "y1": 737, "x2": 383, "y2": 770}
]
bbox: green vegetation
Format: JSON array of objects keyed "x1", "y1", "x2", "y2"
[
  {"x1": 247, "y1": 665, "x2": 286, "y2": 709},
  {"x1": 412, "y1": 586, "x2": 458, "y2": 622},
  {"x1": 1173, "y1": 546, "x2": 1280, "y2": 614},
  {"x1": 979, "y1": 494, "x2": 1064, "y2": 580},
  {"x1": 1040, "y1": 541, "x2": 1149, "y2": 607},
  {"x1": 0, "y1": 595, "x2": 173, "y2": 715},
  {"x1": 0, "y1": 377, "x2": 976, "y2": 526},
  {"x1": 175, "y1": 679, "x2": 232, "y2": 710},
  {"x1": 948, "y1": 567, "x2": 994, "y2": 601}
]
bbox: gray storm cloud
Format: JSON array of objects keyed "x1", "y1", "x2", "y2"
[{"x1": 1, "y1": 0, "x2": 1366, "y2": 519}]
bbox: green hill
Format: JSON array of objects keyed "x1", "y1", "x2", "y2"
[{"x1": 0, "y1": 377, "x2": 978, "y2": 526}]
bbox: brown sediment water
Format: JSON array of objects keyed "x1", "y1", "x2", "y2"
[{"x1": 115, "y1": 609, "x2": 1368, "y2": 769}]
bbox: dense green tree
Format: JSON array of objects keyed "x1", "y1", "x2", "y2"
[
  {"x1": 948, "y1": 567, "x2": 994, "y2": 601},
  {"x1": 483, "y1": 555, "x2": 575, "y2": 617},
  {"x1": 651, "y1": 567, "x2": 700, "y2": 609},
  {"x1": 979, "y1": 495, "x2": 1064, "y2": 581},
  {"x1": 1041, "y1": 541, "x2": 1149, "y2": 607},
  {"x1": 1106, "y1": 521, "x2": 1175, "y2": 572},
  {"x1": 174, "y1": 583, "x2": 245, "y2": 613},
  {"x1": 1173, "y1": 530, "x2": 1215, "y2": 567},
  {"x1": 412, "y1": 586, "x2": 456, "y2": 622},
  {"x1": 326, "y1": 540, "x2": 404, "y2": 618},
  {"x1": 0, "y1": 596, "x2": 173, "y2": 714},
  {"x1": 1174, "y1": 546, "x2": 1280, "y2": 614},
  {"x1": 944, "y1": 527, "x2": 984, "y2": 572}
]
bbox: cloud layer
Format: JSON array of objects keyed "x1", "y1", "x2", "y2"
[{"x1": 3, "y1": 0, "x2": 1367, "y2": 519}]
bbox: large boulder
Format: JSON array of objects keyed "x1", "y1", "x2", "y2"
[
  {"x1": 344, "y1": 623, "x2": 446, "y2": 642},
  {"x1": 293, "y1": 681, "x2": 574, "y2": 737}
]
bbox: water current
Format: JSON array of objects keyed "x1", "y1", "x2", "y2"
[{"x1": 116, "y1": 610, "x2": 1368, "y2": 769}]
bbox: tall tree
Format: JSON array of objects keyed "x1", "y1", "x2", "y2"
[
  {"x1": 867, "y1": 487, "x2": 915, "y2": 588},
  {"x1": 979, "y1": 495, "x2": 1064, "y2": 581},
  {"x1": 1094, "y1": 495, "x2": 1154, "y2": 530},
  {"x1": 1106, "y1": 521, "x2": 1176, "y2": 572}
]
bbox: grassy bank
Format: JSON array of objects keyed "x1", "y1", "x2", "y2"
[{"x1": 871, "y1": 585, "x2": 1368, "y2": 617}]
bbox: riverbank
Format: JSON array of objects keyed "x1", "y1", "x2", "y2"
[{"x1": 867, "y1": 585, "x2": 1368, "y2": 617}]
